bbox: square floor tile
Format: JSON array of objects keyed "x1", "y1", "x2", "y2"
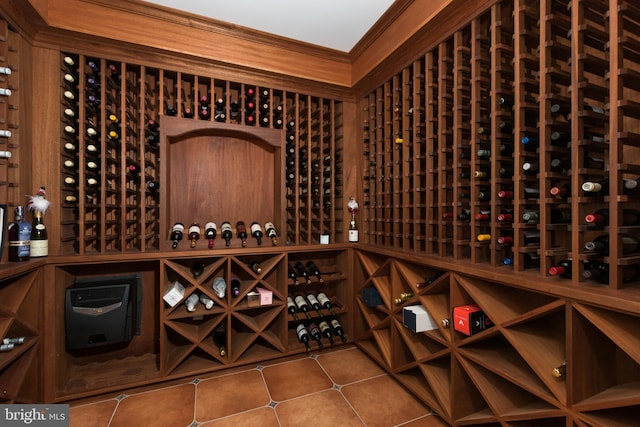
[
  {"x1": 316, "y1": 347, "x2": 385, "y2": 385},
  {"x1": 341, "y1": 375, "x2": 430, "y2": 427},
  {"x1": 262, "y1": 357, "x2": 333, "y2": 401},
  {"x1": 196, "y1": 369, "x2": 270, "y2": 422},
  {"x1": 276, "y1": 389, "x2": 365, "y2": 427},
  {"x1": 109, "y1": 383, "x2": 195, "y2": 427}
]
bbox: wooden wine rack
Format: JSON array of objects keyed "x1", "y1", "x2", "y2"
[
  {"x1": 0, "y1": 18, "x2": 19, "y2": 212},
  {"x1": 59, "y1": 53, "x2": 345, "y2": 255},
  {"x1": 360, "y1": 0, "x2": 640, "y2": 290},
  {"x1": 353, "y1": 247, "x2": 640, "y2": 426}
]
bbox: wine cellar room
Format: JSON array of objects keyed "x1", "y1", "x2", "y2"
[{"x1": 1, "y1": 0, "x2": 640, "y2": 426}]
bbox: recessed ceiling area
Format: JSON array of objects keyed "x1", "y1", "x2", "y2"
[{"x1": 143, "y1": 0, "x2": 396, "y2": 52}]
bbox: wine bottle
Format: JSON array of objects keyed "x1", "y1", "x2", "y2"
[
  {"x1": 211, "y1": 277, "x2": 227, "y2": 298},
  {"x1": 7, "y1": 206, "x2": 30, "y2": 262},
  {"x1": 306, "y1": 293, "x2": 323, "y2": 316},
  {"x1": 316, "y1": 292, "x2": 336, "y2": 315},
  {"x1": 287, "y1": 297, "x2": 299, "y2": 320},
  {"x1": 183, "y1": 105, "x2": 194, "y2": 119},
  {"x1": 457, "y1": 209, "x2": 471, "y2": 222},
  {"x1": 582, "y1": 180, "x2": 608, "y2": 195},
  {"x1": 204, "y1": 222, "x2": 217, "y2": 248},
  {"x1": 199, "y1": 95, "x2": 210, "y2": 119},
  {"x1": 294, "y1": 295, "x2": 312, "y2": 319},
  {"x1": 248, "y1": 261, "x2": 263, "y2": 274},
  {"x1": 584, "y1": 234, "x2": 639, "y2": 256},
  {"x1": 416, "y1": 272, "x2": 444, "y2": 288},
  {"x1": 147, "y1": 179, "x2": 159, "y2": 192},
  {"x1": 348, "y1": 196, "x2": 359, "y2": 242},
  {"x1": 623, "y1": 178, "x2": 639, "y2": 194},
  {"x1": 294, "y1": 261, "x2": 312, "y2": 284},
  {"x1": 230, "y1": 277, "x2": 241, "y2": 297},
  {"x1": 549, "y1": 183, "x2": 571, "y2": 198},
  {"x1": 288, "y1": 263, "x2": 299, "y2": 285},
  {"x1": 549, "y1": 259, "x2": 572, "y2": 278},
  {"x1": 250, "y1": 222, "x2": 264, "y2": 245},
  {"x1": 585, "y1": 209, "x2": 640, "y2": 227},
  {"x1": 212, "y1": 324, "x2": 227, "y2": 356},
  {"x1": 170, "y1": 222, "x2": 184, "y2": 249},
  {"x1": 229, "y1": 100, "x2": 240, "y2": 120},
  {"x1": 318, "y1": 319, "x2": 335, "y2": 345},
  {"x1": 552, "y1": 361, "x2": 567, "y2": 380},
  {"x1": 188, "y1": 223, "x2": 201, "y2": 248},
  {"x1": 477, "y1": 234, "x2": 491, "y2": 242},
  {"x1": 29, "y1": 209, "x2": 48, "y2": 258},
  {"x1": 184, "y1": 293, "x2": 200, "y2": 312},
  {"x1": 165, "y1": 104, "x2": 177, "y2": 116},
  {"x1": 496, "y1": 211, "x2": 513, "y2": 222},
  {"x1": 394, "y1": 292, "x2": 413, "y2": 305},
  {"x1": 296, "y1": 323, "x2": 311, "y2": 351},
  {"x1": 475, "y1": 210, "x2": 490, "y2": 221},
  {"x1": 221, "y1": 221, "x2": 233, "y2": 246},
  {"x1": 583, "y1": 262, "x2": 638, "y2": 284},
  {"x1": 264, "y1": 221, "x2": 278, "y2": 245},
  {"x1": 330, "y1": 318, "x2": 347, "y2": 343},
  {"x1": 522, "y1": 161, "x2": 539, "y2": 175},
  {"x1": 306, "y1": 260, "x2": 323, "y2": 282},
  {"x1": 236, "y1": 221, "x2": 248, "y2": 247},
  {"x1": 190, "y1": 261, "x2": 205, "y2": 278},
  {"x1": 199, "y1": 293, "x2": 214, "y2": 310},
  {"x1": 307, "y1": 322, "x2": 324, "y2": 348},
  {"x1": 497, "y1": 190, "x2": 514, "y2": 199}
]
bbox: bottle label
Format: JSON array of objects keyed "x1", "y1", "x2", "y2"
[
  {"x1": 316, "y1": 292, "x2": 330, "y2": 306},
  {"x1": 221, "y1": 223, "x2": 232, "y2": 232},
  {"x1": 30, "y1": 239, "x2": 48, "y2": 257},
  {"x1": 306, "y1": 294, "x2": 319, "y2": 306},
  {"x1": 348, "y1": 229, "x2": 359, "y2": 242},
  {"x1": 188, "y1": 224, "x2": 201, "y2": 234},
  {"x1": 294, "y1": 295, "x2": 307, "y2": 309},
  {"x1": 296, "y1": 324, "x2": 307, "y2": 339},
  {"x1": 250, "y1": 223, "x2": 262, "y2": 234}
]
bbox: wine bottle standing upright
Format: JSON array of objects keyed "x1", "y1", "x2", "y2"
[
  {"x1": 30, "y1": 210, "x2": 48, "y2": 258},
  {"x1": 8, "y1": 206, "x2": 30, "y2": 262},
  {"x1": 348, "y1": 197, "x2": 359, "y2": 242},
  {"x1": 27, "y1": 187, "x2": 50, "y2": 258}
]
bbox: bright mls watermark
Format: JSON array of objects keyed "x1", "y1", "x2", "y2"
[{"x1": 1, "y1": 405, "x2": 69, "y2": 426}]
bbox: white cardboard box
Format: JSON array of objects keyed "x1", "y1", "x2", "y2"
[
  {"x1": 163, "y1": 280, "x2": 185, "y2": 307},
  {"x1": 403, "y1": 304, "x2": 439, "y2": 333}
]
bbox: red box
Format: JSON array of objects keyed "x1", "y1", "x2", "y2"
[{"x1": 453, "y1": 304, "x2": 493, "y2": 336}]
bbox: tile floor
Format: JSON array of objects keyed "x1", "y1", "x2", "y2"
[{"x1": 69, "y1": 345, "x2": 447, "y2": 427}]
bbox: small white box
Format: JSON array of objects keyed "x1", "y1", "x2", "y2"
[
  {"x1": 320, "y1": 234, "x2": 329, "y2": 244},
  {"x1": 163, "y1": 280, "x2": 185, "y2": 307},
  {"x1": 403, "y1": 305, "x2": 438, "y2": 333}
]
